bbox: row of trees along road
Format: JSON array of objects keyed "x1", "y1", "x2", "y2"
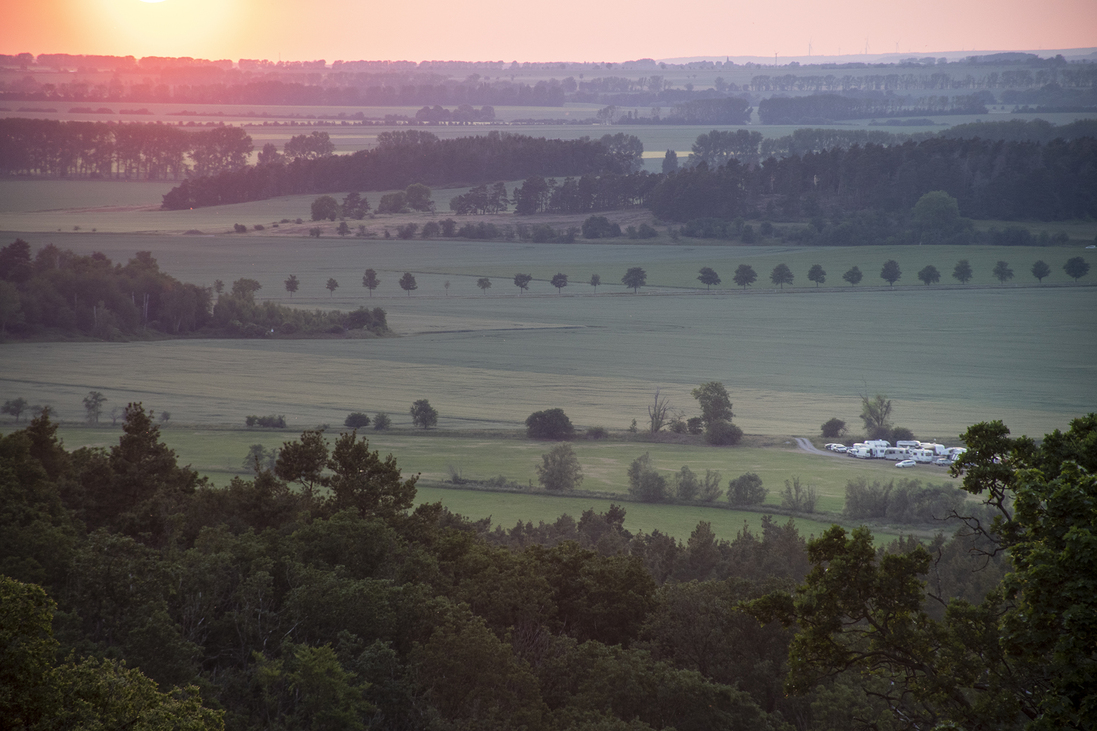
[{"x1": 3, "y1": 402, "x2": 1094, "y2": 729}]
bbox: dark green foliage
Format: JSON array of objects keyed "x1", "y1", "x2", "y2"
[
  {"x1": 842, "y1": 265, "x2": 863, "y2": 286},
  {"x1": 821, "y1": 417, "x2": 846, "y2": 438},
  {"x1": 526, "y1": 408, "x2": 575, "y2": 440},
  {"x1": 245, "y1": 414, "x2": 286, "y2": 428},
  {"x1": 917, "y1": 264, "x2": 940, "y2": 285},
  {"x1": 770, "y1": 263, "x2": 793, "y2": 288},
  {"x1": 344, "y1": 412, "x2": 371, "y2": 429},
  {"x1": 1064, "y1": 256, "x2": 1090, "y2": 281},
  {"x1": 621, "y1": 267, "x2": 646, "y2": 293},
  {"x1": 993, "y1": 260, "x2": 1014, "y2": 283},
  {"x1": 727, "y1": 472, "x2": 767, "y2": 506},
  {"x1": 697, "y1": 267, "x2": 720, "y2": 290},
  {"x1": 732, "y1": 264, "x2": 757, "y2": 288},
  {"x1": 581, "y1": 215, "x2": 622, "y2": 239},
  {"x1": 880, "y1": 259, "x2": 902, "y2": 286},
  {"x1": 233, "y1": 223, "x2": 247, "y2": 233},
  {"x1": 1031, "y1": 259, "x2": 1051, "y2": 282},
  {"x1": 537, "y1": 443, "x2": 583, "y2": 491},
  {"x1": 409, "y1": 399, "x2": 437, "y2": 429},
  {"x1": 627, "y1": 453, "x2": 668, "y2": 502},
  {"x1": 310, "y1": 195, "x2": 340, "y2": 221},
  {"x1": 953, "y1": 258, "x2": 974, "y2": 283},
  {"x1": 705, "y1": 420, "x2": 743, "y2": 446},
  {"x1": 806, "y1": 264, "x2": 826, "y2": 286},
  {"x1": 780, "y1": 477, "x2": 817, "y2": 512},
  {"x1": 372, "y1": 412, "x2": 391, "y2": 430}
]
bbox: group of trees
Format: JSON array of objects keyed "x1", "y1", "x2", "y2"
[
  {"x1": 0, "y1": 118, "x2": 252, "y2": 179},
  {"x1": 161, "y1": 131, "x2": 641, "y2": 209},
  {"x1": 0, "y1": 239, "x2": 391, "y2": 341},
  {"x1": 3, "y1": 406, "x2": 1094, "y2": 729},
  {"x1": 757, "y1": 92, "x2": 989, "y2": 124}
]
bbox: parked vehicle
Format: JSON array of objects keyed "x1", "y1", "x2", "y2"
[
  {"x1": 825, "y1": 443, "x2": 843, "y2": 451},
  {"x1": 883, "y1": 447, "x2": 909, "y2": 460},
  {"x1": 934, "y1": 457, "x2": 953, "y2": 466},
  {"x1": 911, "y1": 449, "x2": 936, "y2": 463},
  {"x1": 896, "y1": 459, "x2": 917, "y2": 468}
]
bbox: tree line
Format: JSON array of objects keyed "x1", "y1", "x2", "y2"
[
  {"x1": 757, "y1": 92, "x2": 989, "y2": 124},
  {"x1": 3, "y1": 402, "x2": 1092, "y2": 729},
  {"x1": 0, "y1": 239, "x2": 387, "y2": 339},
  {"x1": 161, "y1": 130, "x2": 641, "y2": 209},
  {"x1": 0, "y1": 118, "x2": 252, "y2": 179}
]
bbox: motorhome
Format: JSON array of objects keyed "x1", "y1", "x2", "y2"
[
  {"x1": 848, "y1": 446, "x2": 873, "y2": 459},
  {"x1": 911, "y1": 449, "x2": 936, "y2": 463},
  {"x1": 896, "y1": 440, "x2": 920, "y2": 449},
  {"x1": 883, "y1": 447, "x2": 909, "y2": 460}
]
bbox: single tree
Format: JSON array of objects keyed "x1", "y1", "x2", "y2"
[
  {"x1": 537, "y1": 443, "x2": 583, "y2": 491},
  {"x1": 993, "y1": 260, "x2": 1014, "y2": 284},
  {"x1": 1031, "y1": 260, "x2": 1051, "y2": 283},
  {"x1": 691, "y1": 382, "x2": 733, "y2": 427},
  {"x1": 514, "y1": 273, "x2": 532, "y2": 295},
  {"x1": 410, "y1": 399, "x2": 438, "y2": 429},
  {"x1": 83, "y1": 390, "x2": 106, "y2": 424},
  {"x1": 399, "y1": 272, "x2": 417, "y2": 296},
  {"x1": 477, "y1": 277, "x2": 491, "y2": 295},
  {"x1": 807, "y1": 264, "x2": 826, "y2": 287},
  {"x1": 917, "y1": 265, "x2": 940, "y2": 285},
  {"x1": 362, "y1": 269, "x2": 379, "y2": 296},
  {"x1": 821, "y1": 417, "x2": 847, "y2": 438},
  {"x1": 662, "y1": 149, "x2": 679, "y2": 174},
  {"x1": 843, "y1": 265, "x2": 863, "y2": 286},
  {"x1": 373, "y1": 412, "x2": 391, "y2": 430},
  {"x1": 860, "y1": 393, "x2": 893, "y2": 440},
  {"x1": 344, "y1": 412, "x2": 371, "y2": 429},
  {"x1": 550, "y1": 273, "x2": 568, "y2": 293},
  {"x1": 697, "y1": 267, "x2": 721, "y2": 291},
  {"x1": 341, "y1": 191, "x2": 369, "y2": 219},
  {"x1": 727, "y1": 472, "x2": 767, "y2": 506},
  {"x1": 2, "y1": 397, "x2": 28, "y2": 422},
  {"x1": 647, "y1": 389, "x2": 672, "y2": 434},
  {"x1": 627, "y1": 452, "x2": 668, "y2": 502},
  {"x1": 326, "y1": 278, "x2": 339, "y2": 297},
  {"x1": 1064, "y1": 256, "x2": 1091, "y2": 281},
  {"x1": 284, "y1": 274, "x2": 299, "y2": 297},
  {"x1": 770, "y1": 263, "x2": 794, "y2": 289},
  {"x1": 336, "y1": 221, "x2": 351, "y2": 237},
  {"x1": 910, "y1": 190, "x2": 965, "y2": 244},
  {"x1": 310, "y1": 195, "x2": 340, "y2": 222},
  {"x1": 880, "y1": 259, "x2": 902, "y2": 287},
  {"x1": 231, "y1": 278, "x2": 262, "y2": 300},
  {"x1": 622, "y1": 267, "x2": 647, "y2": 293},
  {"x1": 404, "y1": 183, "x2": 434, "y2": 212},
  {"x1": 953, "y1": 259, "x2": 973, "y2": 284},
  {"x1": 732, "y1": 264, "x2": 757, "y2": 288},
  {"x1": 526, "y1": 408, "x2": 575, "y2": 440},
  {"x1": 589, "y1": 273, "x2": 601, "y2": 292}
]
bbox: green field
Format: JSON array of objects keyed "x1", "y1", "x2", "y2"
[{"x1": 1, "y1": 424, "x2": 926, "y2": 543}]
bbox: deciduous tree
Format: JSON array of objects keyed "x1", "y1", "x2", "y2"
[
  {"x1": 917, "y1": 264, "x2": 940, "y2": 285},
  {"x1": 410, "y1": 399, "x2": 437, "y2": 429},
  {"x1": 526, "y1": 408, "x2": 575, "y2": 439},
  {"x1": 399, "y1": 272, "x2": 417, "y2": 296},
  {"x1": 1064, "y1": 256, "x2": 1090, "y2": 281},
  {"x1": 537, "y1": 443, "x2": 583, "y2": 491},
  {"x1": 513, "y1": 273, "x2": 532, "y2": 295},
  {"x1": 880, "y1": 259, "x2": 901, "y2": 287},
  {"x1": 550, "y1": 273, "x2": 568, "y2": 293},
  {"x1": 806, "y1": 264, "x2": 826, "y2": 287},
  {"x1": 477, "y1": 277, "x2": 491, "y2": 295},
  {"x1": 842, "y1": 265, "x2": 863, "y2": 286},
  {"x1": 325, "y1": 278, "x2": 339, "y2": 297},
  {"x1": 697, "y1": 267, "x2": 720, "y2": 290},
  {"x1": 284, "y1": 274, "x2": 299, "y2": 297},
  {"x1": 362, "y1": 268, "x2": 379, "y2": 296},
  {"x1": 310, "y1": 195, "x2": 340, "y2": 222},
  {"x1": 82, "y1": 391, "x2": 106, "y2": 424},
  {"x1": 622, "y1": 267, "x2": 647, "y2": 293},
  {"x1": 1031, "y1": 260, "x2": 1051, "y2": 282},
  {"x1": 770, "y1": 263, "x2": 793, "y2": 289},
  {"x1": 953, "y1": 259, "x2": 973, "y2": 284},
  {"x1": 732, "y1": 264, "x2": 757, "y2": 288},
  {"x1": 993, "y1": 260, "x2": 1014, "y2": 283}
]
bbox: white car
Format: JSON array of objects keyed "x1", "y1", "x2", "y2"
[
  {"x1": 824, "y1": 443, "x2": 842, "y2": 451},
  {"x1": 895, "y1": 459, "x2": 917, "y2": 468},
  {"x1": 832, "y1": 445, "x2": 847, "y2": 452},
  {"x1": 934, "y1": 457, "x2": 953, "y2": 466}
]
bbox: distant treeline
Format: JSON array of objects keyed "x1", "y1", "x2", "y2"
[
  {"x1": 648, "y1": 135, "x2": 1097, "y2": 222},
  {"x1": 161, "y1": 131, "x2": 641, "y2": 210},
  {"x1": 757, "y1": 93, "x2": 990, "y2": 124},
  {"x1": 0, "y1": 239, "x2": 387, "y2": 340},
  {"x1": 0, "y1": 118, "x2": 252, "y2": 179}
]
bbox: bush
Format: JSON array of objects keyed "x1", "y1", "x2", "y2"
[
  {"x1": 727, "y1": 472, "x2": 767, "y2": 505},
  {"x1": 585, "y1": 426, "x2": 608, "y2": 440},
  {"x1": 627, "y1": 453, "x2": 668, "y2": 502},
  {"x1": 344, "y1": 412, "x2": 371, "y2": 429},
  {"x1": 526, "y1": 408, "x2": 575, "y2": 440},
  {"x1": 253, "y1": 224, "x2": 265, "y2": 231},
  {"x1": 233, "y1": 223, "x2": 247, "y2": 233},
  {"x1": 890, "y1": 426, "x2": 916, "y2": 442},
  {"x1": 780, "y1": 476, "x2": 817, "y2": 513},
  {"x1": 373, "y1": 412, "x2": 391, "y2": 430},
  {"x1": 705, "y1": 420, "x2": 743, "y2": 446},
  {"x1": 821, "y1": 418, "x2": 847, "y2": 439},
  {"x1": 245, "y1": 415, "x2": 286, "y2": 428},
  {"x1": 686, "y1": 417, "x2": 704, "y2": 435},
  {"x1": 581, "y1": 215, "x2": 622, "y2": 239}
]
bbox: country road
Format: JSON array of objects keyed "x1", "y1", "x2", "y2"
[{"x1": 793, "y1": 437, "x2": 831, "y2": 456}]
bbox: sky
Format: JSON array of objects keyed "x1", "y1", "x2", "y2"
[{"x1": 2, "y1": 0, "x2": 1095, "y2": 63}]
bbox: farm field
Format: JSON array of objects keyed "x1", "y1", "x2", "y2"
[
  {"x1": 2, "y1": 237, "x2": 1094, "y2": 441},
  {"x1": 0, "y1": 424, "x2": 923, "y2": 543}
]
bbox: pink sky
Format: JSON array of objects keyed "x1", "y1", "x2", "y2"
[{"x1": 2, "y1": 0, "x2": 1095, "y2": 63}]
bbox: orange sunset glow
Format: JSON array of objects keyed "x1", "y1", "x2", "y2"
[{"x1": 2, "y1": 0, "x2": 1095, "y2": 62}]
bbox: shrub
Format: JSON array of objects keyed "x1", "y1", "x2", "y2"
[
  {"x1": 890, "y1": 426, "x2": 916, "y2": 442},
  {"x1": 705, "y1": 420, "x2": 743, "y2": 446},
  {"x1": 253, "y1": 224, "x2": 265, "y2": 231},
  {"x1": 821, "y1": 418, "x2": 847, "y2": 439},
  {"x1": 373, "y1": 412, "x2": 391, "y2": 430},
  {"x1": 627, "y1": 453, "x2": 667, "y2": 502},
  {"x1": 727, "y1": 472, "x2": 767, "y2": 505},
  {"x1": 233, "y1": 223, "x2": 247, "y2": 233},
  {"x1": 686, "y1": 417, "x2": 704, "y2": 435},
  {"x1": 780, "y1": 476, "x2": 817, "y2": 512},
  {"x1": 526, "y1": 408, "x2": 575, "y2": 440},
  {"x1": 586, "y1": 426, "x2": 608, "y2": 440},
  {"x1": 581, "y1": 215, "x2": 622, "y2": 239},
  {"x1": 537, "y1": 443, "x2": 583, "y2": 491},
  {"x1": 344, "y1": 412, "x2": 371, "y2": 429},
  {"x1": 246, "y1": 415, "x2": 286, "y2": 428}
]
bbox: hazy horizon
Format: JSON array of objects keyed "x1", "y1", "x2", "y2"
[{"x1": 2, "y1": 0, "x2": 1094, "y2": 65}]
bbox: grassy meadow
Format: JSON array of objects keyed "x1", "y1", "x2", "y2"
[{"x1": 3, "y1": 423, "x2": 928, "y2": 543}]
